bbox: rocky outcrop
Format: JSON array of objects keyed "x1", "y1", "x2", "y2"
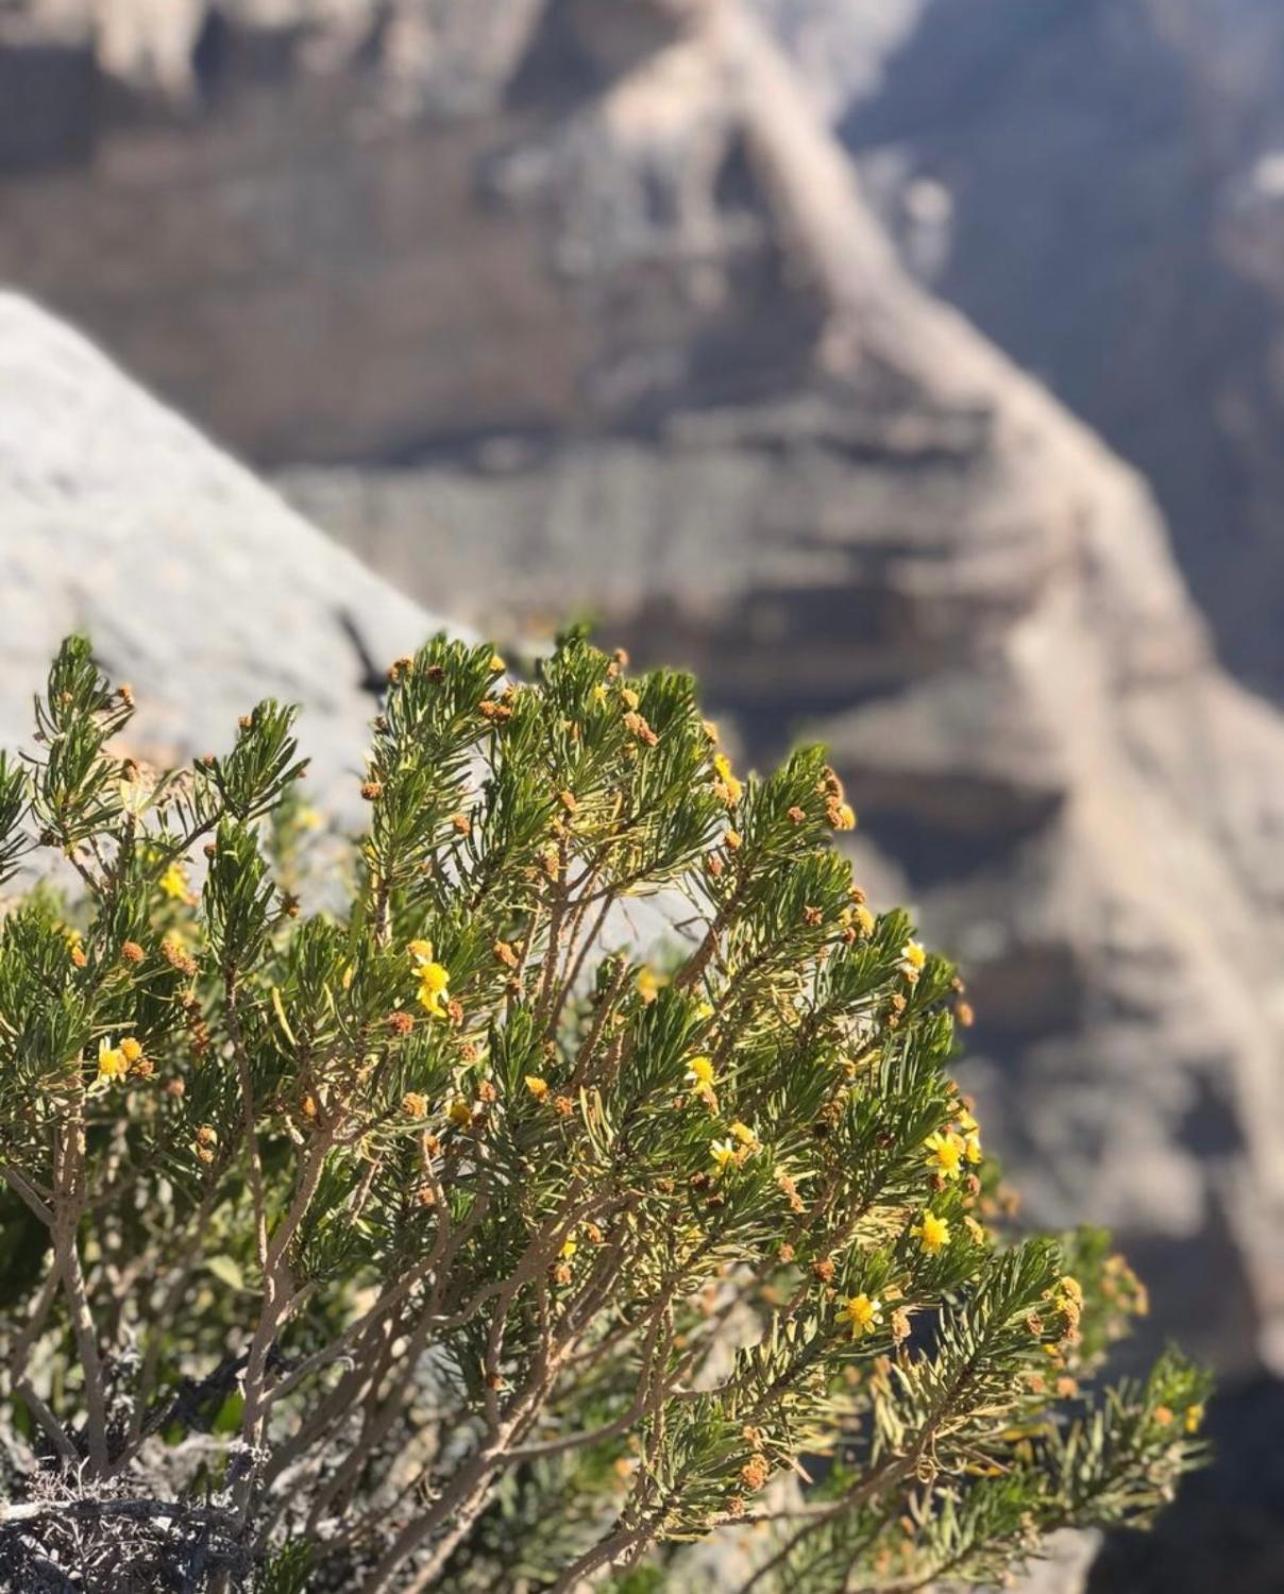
[
  {"x1": 0, "y1": 292, "x2": 446, "y2": 808},
  {"x1": 820, "y1": 0, "x2": 1284, "y2": 703}
]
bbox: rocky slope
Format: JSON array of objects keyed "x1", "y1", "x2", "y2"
[
  {"x1": 0, "y1": 291, "x2": 446, "y2": 807},
  {"x1": 4, "y1": 0, "x2": 1284, "y2": 1390}
]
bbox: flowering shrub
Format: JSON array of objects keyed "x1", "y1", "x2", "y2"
[{"x1": 0, "y1": 635, "x2": 1206, "y2": 1591}]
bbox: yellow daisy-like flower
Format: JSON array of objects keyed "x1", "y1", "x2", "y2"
[
  {"x1": 488, "y1": 653, "x2": 506, "y2": 673},
  {"x1": 729, "y1": 1121, "x2": 759, "y2": 1151},
  {"x1": 97, "y1": 1039, "x2": 128, "y2": 1082},
  {"x1": 911, "y1": 1211, "x2": 951, "y2": 1256},
  {"x1": 417, "y1": 968, "x2": 450, "y2": 1018},
  {"x1": 713, "y1": 753, "x2": 743, "y2": 806},
  {"x1": 120, "y1": 1037, "x2": 143, "y2": 1066},
  {"x1": 685, "y1": 1055, "x2": 716, "y2": 1090},
  {"x1": 956, "y1": 1107, "x2": 983, "y2": 1164},
  {"x1": 854, "y1": 904, "x2": 876, "y2": 935},
  {"x1": 560, "y1": 1237, "x2": 578, "y2": 1260},
  {"x1": 710, "y1": 1138, "x2": 738, "y2": 1171},
  {"x1": 899, "y1": 940, "x2": 927, "y2": 979},
  {"x1": 524, "y1": 1075, "x2": 549, "y2": 1100},
  {"x1": 844, "y1": 1293, "x2": 883, "y2": 1340},
  {"x1": 924, "y1": 1130, "x2": 965, "y2": 1180},
  {"x1": 159, "y1": 862, "x2": 190, "y2": 902},
  {"x1": 409, "y1": 943, "x2": 450, "y2": 1018},
  {"x1": 636, "y1": 967, "x2": 667, "y2": 1004}
]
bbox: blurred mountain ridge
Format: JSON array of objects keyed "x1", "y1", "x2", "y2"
[{"x1": 791, "y1": 0, "x2": 1284, "y2": 703}]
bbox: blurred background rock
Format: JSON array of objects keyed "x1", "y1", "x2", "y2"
[{"x1": 3, "y1": 1, "x2": 1284, "y2": 1586}]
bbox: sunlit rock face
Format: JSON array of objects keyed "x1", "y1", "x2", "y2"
[
  {"x1": 0, "y1": 291, "x2": 445, "y2": 812},
  {"x1": 5, "y1": 0, "x2": 1284, "y2": 1394}
]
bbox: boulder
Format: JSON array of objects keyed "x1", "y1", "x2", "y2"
[{"x1": 0, "y1": 292, "x2": 448, "y2": 809}]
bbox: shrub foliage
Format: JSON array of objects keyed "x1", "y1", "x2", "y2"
[{"x1": 0, "y1": 635, "x2": 1206, "y2": 1591}]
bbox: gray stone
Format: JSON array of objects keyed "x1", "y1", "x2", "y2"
[{"x1": 0, "y1": 292, "x2": 452, "y2": 814}]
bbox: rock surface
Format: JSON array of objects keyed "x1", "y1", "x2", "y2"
[
  {"x1": 0, "y1": 292, "x2": 448, "y2": 809},
  {"x1": 819, "y1": 0, "x2": 1284, "y2": 703}
]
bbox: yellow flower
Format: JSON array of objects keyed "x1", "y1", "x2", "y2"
[
  {"x1": 853, "y1": 904, "x2": 875, "y2": 936},
  {"x1": 488, "y1": 653, "x2": 506, "y2": 673},
  {"x1": 729, "y1": 1121, "x2": 759, "y2": 1151},
  {"x1": 159, "y1": 862, "x2": 190, "y2": 902},
  {"x1": 899, "y1": 940, "x2": 927, "y2": 980},
  {"x1": 524, "y1": 1074, "x2": 549, "y2": 1100},
  {"x1": 1184, "y1": 1403, "x2": 1205, "y2": 1434},
  {"x1": 120, "y1": 1037, "x2": 143, "y2": 1066},
  {"x1": 685, "y1": 1055, "x2": 716, "y2": 1090},
  {"x1": 832, "y1": 801, "x2": 856, "y2": 831},
  {"x1": 694, "y1": 1000, "x2": 714, "y2": 1021},
  {"x1": 956, "y1": 1107, "x2": 983, "y2": 1164},
  {"x1": 710, "y1": 1138, "x2": 738, "y2": 1171},
  {"x1": 911, "y1": 1211, "x2": 950, "y2": 1256},
  {"x1": 844, "y1": 1293, "x2": 883, "y2": 1340},
  {"x1": 97, "y1": 1039, "x2": 128, "y2": 1082},
  {"x1": 560, "y1": 1237, "x2": 578, "y2": 1260},
  {"x1": 636, "y1": 967, "x2": 668, "y2": 1004},
  {"x1": 924, "y1": 1130, "x2": 965, "y2": 1180},
  {"x1": 713, "y1": 753, "x2": 743, "y2": 806},
  {"x1": 415, "y1": 958, "x2": 451, "y2": 1019}
]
